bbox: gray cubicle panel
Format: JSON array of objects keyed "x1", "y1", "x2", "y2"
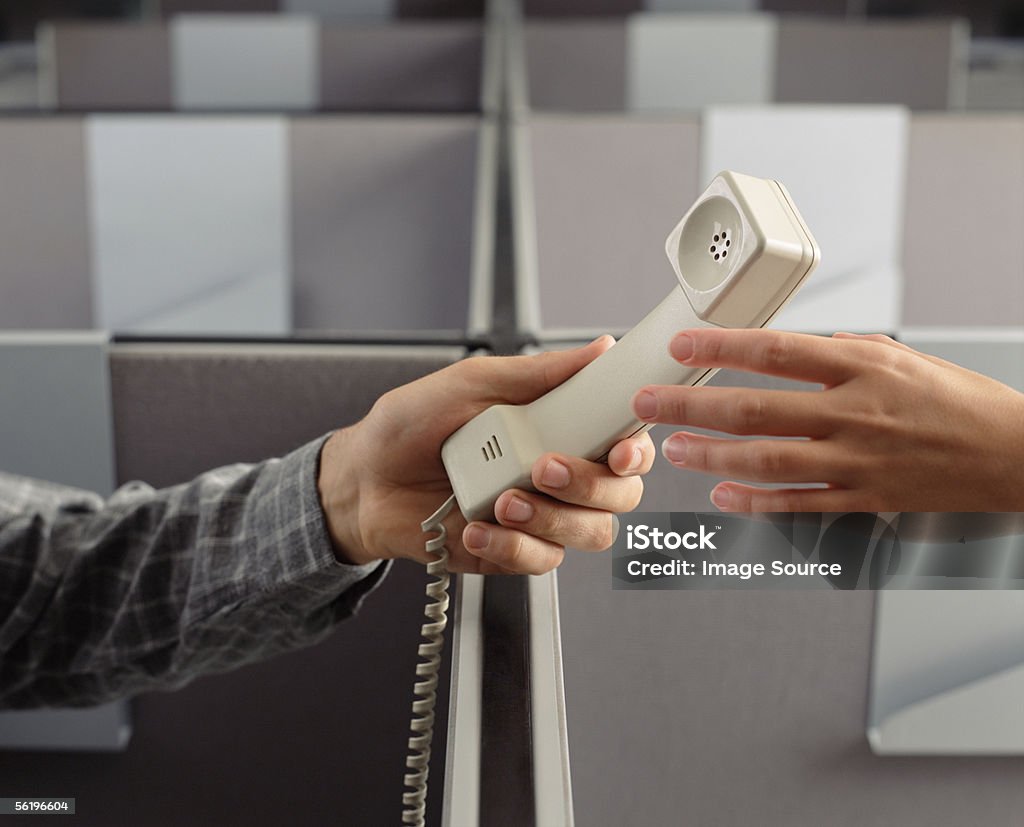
[
  {"x1": 0, "y1": 334, "x2": 129, "y2": 752},
  {"x1": 39, "y1": 18, "x2": 483, "y2": 112},
  {"x1": 289, "y1": 116, "x2": 481, "y2": 334},
  {"x1": 0, "y1": 113, "x2": 490, "y2": 337},
  {"x1": 37, "y1": 23, "x2": 173, "y2": 110},
  {"x1": 319, "y1": 21, "x2": 483, "y2": 111},
  {"x1": 524, "y1": 20, "x2": 627, "y2": 112},
  {"x1": 0, "y1": 118, "x2": 93, "y2": 330},
  {"x1": 0, "y1": 342, "x2": 465, "y2": 826},
  {"x1": 0, "y1": 43, "x2": 41, "y2": 109},
  {"x1": 967, "y1": 40, "x2": 1024, "y2": 111},
  {"x1": 556, "y1": 555, "x2": 1024, "y2": 825},
  {"x1": 516, "y1": 115, "x2": 701, "y2": 338},
  {"x1": 901, "y1": 115, "x2": 1024, "y2": 329},
  {"x1": 775, "y1": 17, "x2": 969, "y2": 111}
]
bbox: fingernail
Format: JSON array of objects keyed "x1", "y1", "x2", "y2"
[
  {"x1": 633, "y1": 390, "x2": 658, "y2": 420},
  {"x1": 663, "y1": 435, "x2": 688, "y2": 465},
  {"x1": 464, "y1": 524, "x2": 490, "y2": 551},
  {"x1": 628, "y1": 446, "x2": 643, "y2": 472},
  {"x1": 711, "y1": 488, "x2": 732, "y2": 510},
  {"x1": 503, "y1": 495, "x2": 534, "y2": 523},
  {"x1": 541, "y1": 458, "x2": 571, "y2": 489},
  {"x1": 670, "y1": 333, "x2": 694, "y2": 362}
]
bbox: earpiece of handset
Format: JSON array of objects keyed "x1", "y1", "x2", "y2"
[{"x1": 442, "y1": 171, "x2": 820, "y2": 523}]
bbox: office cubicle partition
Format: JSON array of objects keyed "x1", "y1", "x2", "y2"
[
  {"x1": 523, "y1": 13, "x2": 969, "y2": 114},
  {"x1": 38, "y1": 18, "x2": 484, "y2": 113},
  {"x1": 0, "y1": 113, "x2": 492, "y2": 338},
  {"x1": 0, "y1": 338, "x2": 466, "y2": 827},
  {"x1": 901, "y1": 114, "x2": 1024, "y2": 328}
]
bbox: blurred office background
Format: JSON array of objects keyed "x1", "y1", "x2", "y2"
[{"x1": 0, "y1": 0, "x2": 1022, "y2": 824}]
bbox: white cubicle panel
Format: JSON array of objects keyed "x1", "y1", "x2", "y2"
[
  {"x1": 625, "y1": 13, "x2": 777, "y2": 112},
  {"x1": 902, "y1": 115, "x2": 1024, "y2": 328},
  {"x1": 0, "y1": 333, "x2": 130, "y2": 752},
  {"x1": 171, "y1": 15, "x2": 319, "y2": 110},
  {"x1": 702, "y1": 105, "x2": 908, "y2": 333},
  {"x1": 87, "y1": 116, "x2": 291, "y2": 335},
  {"x1": 522, "y1": 115, "x2": 701, "y2": 336},
  {"x1": 0, "y1": 118, "x2": 93, "y2": 330},
  {"x1": 775, "y1": 18, "x2": 968, "y2": 111}
]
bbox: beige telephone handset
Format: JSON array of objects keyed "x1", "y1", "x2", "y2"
[
  {"x1": 443, "y1": 170, "x2": 820, "y2": 521},
  {"x1": 404, "y1": 171, "x2": 820, "y2": 826}
]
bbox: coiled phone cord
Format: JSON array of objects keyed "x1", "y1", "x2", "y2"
[{"x1": 402, "y1": 493, "x2": 457, "y2": 827}]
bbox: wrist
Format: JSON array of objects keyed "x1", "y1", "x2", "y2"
[{"x1": 317, "y1": 427, "x2": 376, "y2": 566}]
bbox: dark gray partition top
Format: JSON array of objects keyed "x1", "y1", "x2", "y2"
[
  {"x1": 557, "y1": 553, "x2": 1024, "y2": 826},
  {"x1": 902, "y1": 115, "x2": 1024, "y2": 328},
  {"x1": 0, "y1": 118, "x2": 92, "y2": 330},
  {"x1": 320, "y1": 22, "x2": 483, "y2": 111},
  {"x1": 776, "y1": 17, "x2": 968, "y2": 111},
  {"x1": 40, "y1": 22, "x2": 172, "y2": 110},
  {"x1": 524, "y1": 115, "x2": 699, "y2": 335},
  {"x1": 290, "y1": 117, "x2": 479, "y2": 334},
  {"x1": 524, "y1": 20, "x2": 626, "y2": 112},
  {"x1": 111, "y1": 342, "x2": 465, "y2": 487},
  {"x1": 157, "y1": 0, "x2": 278, "y2": 12}
]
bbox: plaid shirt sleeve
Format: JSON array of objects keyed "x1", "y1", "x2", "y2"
[{"x1": 0, "y1": 435, "x2": 389, "y2": 709}]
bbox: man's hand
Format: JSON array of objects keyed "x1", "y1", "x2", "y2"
[
  {"x1": 632, "y1": 328, "x2": 1024, "y2": 512},
  {"x1": 318, "y1": 337, "x2": 655, "y2": 574}
]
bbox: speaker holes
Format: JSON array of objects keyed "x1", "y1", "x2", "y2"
[
  {"x1": 482, "y1": 435, "x2": 503, "y2": 462},
  {"x1": 710, "y1": 228, "x2": 733, "y2": 262}
]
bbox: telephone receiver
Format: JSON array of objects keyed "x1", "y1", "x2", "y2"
[{"x1": 442, "y1": 170, "x2": 821, "y2": 522}]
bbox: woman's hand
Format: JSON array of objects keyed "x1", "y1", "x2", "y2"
[{"x1": 632, "y1": 328, "x2": 1024, "y2": 512}]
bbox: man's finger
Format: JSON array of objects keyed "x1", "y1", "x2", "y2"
[
  {"x1": 530, "y1": 452, "x2": 644, "y2": 512},
  {"x1": 607, "y1": 433, "x2": 656, "y2": 477}
]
